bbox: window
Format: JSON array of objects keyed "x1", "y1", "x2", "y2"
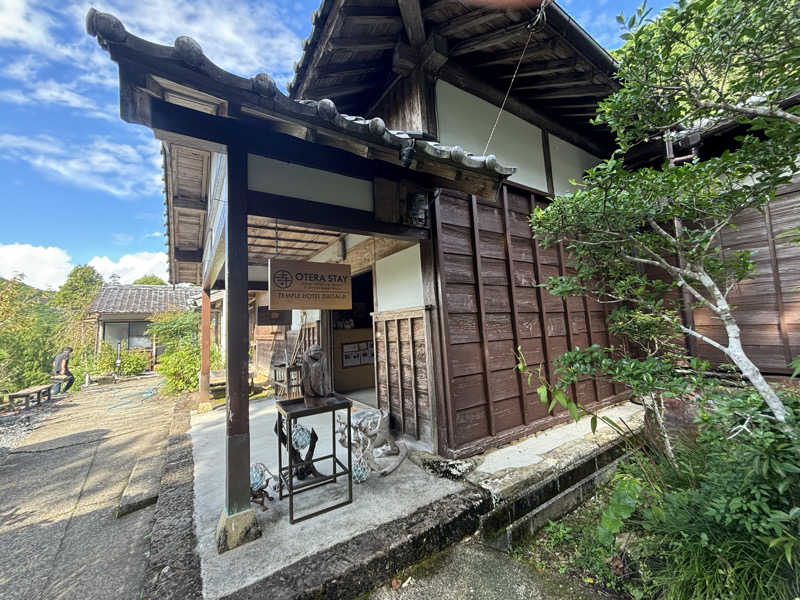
[
  {"x1": 128, "y1": 322, "x2": 151, "y2": 349},
  {"x1": 103, "y1": 321, "x2": 152, "y2": 349},
  {"x1": 103, "y1": 322, "x2": 128, "y2": 349}
]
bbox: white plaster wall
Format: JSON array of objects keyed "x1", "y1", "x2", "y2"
[
  {"x1": 375, "y1": 245, "x2": 424, "y2": 312},
  {"x1": 248, "y1": 154, "x2": 373, "y2": 211},
  {"x1": 435, "y1": 80, "x2": 548, "y2": 192},
  {"x1": 549, "y1": 134, "x2": 601, "y2": 196}
]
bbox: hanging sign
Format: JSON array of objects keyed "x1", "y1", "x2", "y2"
[{"x1": 268, "y1": 259, "x2": 352, "y2": 310}]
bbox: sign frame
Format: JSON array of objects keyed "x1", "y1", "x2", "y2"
[{"x1": 268, "y1": 259, "x2": 352, "y2": 310}]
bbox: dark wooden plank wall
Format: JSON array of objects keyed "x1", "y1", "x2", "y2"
[
  {"x1": 435, "y1": 185, "x2": 618, "y2": 450},
  {"x1": 373, "y1": 307, "x2": 433, "y2": 445},
  {"x1": 694, "y1": 180, "x2": 800, "y2": 374}
]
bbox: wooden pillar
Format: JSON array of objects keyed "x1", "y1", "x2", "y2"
[
  {"x1": 199, "y1": 287, "x2": 211, "y2": 403},
  {"x1": 216, "y1": 146, "x2": 260, "y2": 552}
]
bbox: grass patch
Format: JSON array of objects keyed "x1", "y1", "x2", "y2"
[{"x1": 513, "y1": 483, "x2": 636, "y2": 599}]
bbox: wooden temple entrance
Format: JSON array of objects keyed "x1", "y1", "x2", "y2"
[{"x1": 87, "y1": 4, "x2": 628, "y2": 552}]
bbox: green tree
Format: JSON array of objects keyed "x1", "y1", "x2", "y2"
[
  {"x1": 133, "y1": 274, "x2": 166, "y2": 285},
  {"x1": 52, "y1": 265, "x2": 104, "y2": 310},
  {"x1": 529, "y1": 0, "x2": 799, "y2": 423},
  {"x1": 0, "y1": 275, "x2": 60, "y2": 392}
]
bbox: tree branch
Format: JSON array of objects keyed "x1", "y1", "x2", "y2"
[{"x1": 696, "y1": 100, "x2": 800, "y2": 125}]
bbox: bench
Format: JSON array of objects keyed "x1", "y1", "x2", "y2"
[{"x1": 7, "y1": 384, "x2": 52, "y2": 411}]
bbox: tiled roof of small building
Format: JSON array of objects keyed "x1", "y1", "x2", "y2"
[{"x1": 89, "y1": 285, "x2": 200, "y2": 315}]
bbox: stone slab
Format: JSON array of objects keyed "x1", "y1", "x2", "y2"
[{"x1": 117, "y1": 442, "x2": 167, "y2": 517}]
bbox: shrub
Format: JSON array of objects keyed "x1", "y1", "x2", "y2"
[
  {"x1": 148, "y1": 310, "x2": 220, "y2": 394},
  {"x1": 609, "y1": 388, "x2": 800, "y2": 600},
  {"x1": 120, "y1": 349, "x2": 149, "y2": 376}
]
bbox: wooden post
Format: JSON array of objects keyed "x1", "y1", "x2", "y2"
[
  {"x1": 215, "y1": 146, "x2": 261, "y2": 553},
  {"x1": 200, "y1": 287, "x2": 211, "y2": 403}
]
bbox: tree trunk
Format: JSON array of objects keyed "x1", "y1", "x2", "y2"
[
  {"x1": 695, "y1": 268, "x2": 789, "y2": 423},
  {"x1": 724, "y1": 319, "x2": 788, "y2": 422}
]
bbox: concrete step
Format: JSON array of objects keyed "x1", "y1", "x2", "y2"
[
  {"x1": 468, "y1": 406, "x2": 644, "y2": 550},
  {"x1": 116, "y1": 441, "x2": 166, "y2": 518}
]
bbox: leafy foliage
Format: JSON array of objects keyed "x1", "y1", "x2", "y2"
[
  {"x1": 147, "y1": 311, "x2": 220, "y2": 393},
  {"x1": 0, "y1": 276, "x2": 60, "y2": 392},
  {"x1": 603, "y1": 0, "x2": 800, "y2": 146},
  {"x1": 620, "y1": 389, "x2": 800, "y2": 600},
  {"x1": 52, "y1": 266, "x2": 103, "y2": 311},
  {"x1": 598, "y1": 476, "x2": 643, "y2": 546},
  {"x1": 93, "y1": 342, "x2": 149, "y2": 377},
  {"x1": 132, "y1": 274, "x2": 167, "y2": 285}
]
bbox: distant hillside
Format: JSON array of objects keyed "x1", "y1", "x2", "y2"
[{"x1": 0, "y1": 277, "x2": 54, "y2": 306}]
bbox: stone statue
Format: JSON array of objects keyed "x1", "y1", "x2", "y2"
[
  {"x1": 335, "y1": 409, "x2": 407, "y2": 481},
  {"x1": 301, "y1": 344, "x2": 331, "y2": 401}
]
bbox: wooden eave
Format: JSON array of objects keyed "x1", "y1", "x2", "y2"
[
  {"x1": 288, "y1": 0, "x2": 618, "y2": 156},
  {"x1": 87, "y1": 8, "x2": 517, "y2": 285}
]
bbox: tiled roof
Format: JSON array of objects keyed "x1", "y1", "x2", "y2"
[
  {"x1": 88, "y1": 285, "x2": 200, "y2": 315},
  {"x1": 84, "y1": 8, "x2": 516, "y2": 178}
]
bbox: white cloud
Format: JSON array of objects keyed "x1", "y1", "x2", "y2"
[
  {"x1": 0, "y1": 244, "x2": 170, "y2": 288},
  {"x1": 89, "y1": 251, "x2": 168, "y2": 283},
  {"x1": 0, "y1": 243, "x2": 73, "y2": 290},
  {"x1": 145, "y1": 231, "x2": 163, "y2": 238},
  {"x1": 0, "y1": 132, "x2": 161, "y2": 196}
]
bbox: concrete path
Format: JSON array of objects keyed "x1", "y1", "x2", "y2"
[
  {"x1": 0, "y1": 377, "x2": 174, "y2": 600},
  {"x1": 368, "y1": 537, "x2": 598, "y2": 600}
]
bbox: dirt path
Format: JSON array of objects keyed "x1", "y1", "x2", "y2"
[{"x1": 0, "y1": 377, "x2": 174, "y2": 600}]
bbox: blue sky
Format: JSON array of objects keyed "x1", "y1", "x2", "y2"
[{"x1": 0, "y1": 0, "x2": 671, "y2": 289}]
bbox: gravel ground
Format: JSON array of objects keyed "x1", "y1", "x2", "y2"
[{"x1": 0, "y1": 396, "x2": 63, "y2": 462}]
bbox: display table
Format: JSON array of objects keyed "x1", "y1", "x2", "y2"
[{"x1": 276, "y1": 395, "x2": 352, "y2": 523}]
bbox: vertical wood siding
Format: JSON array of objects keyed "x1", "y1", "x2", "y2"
[
  {"x1": 694, "y1": 181, "x2": 800, "y2": 374},
  {"x1": 373, "y1": 307, "x2": 434, "y2": 445},
  {"x1": 435, "y1": 185, "x2": 619, "y2": 450}
]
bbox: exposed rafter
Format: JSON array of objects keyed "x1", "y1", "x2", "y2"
[
  {"x1": 305, "y1": 81, "x2": 375, "y2": 99},
  {"x1": 398, "y1": 0, "x2": 426, "y2": 46},
  {"x1": 524, "y1": 86, "x2": 611, "y2": 100},
  {"x1": 437, "y1": 9, "x2": 508, "y2": 38},
  {"x1": 496, "y1": 58, "x2": 579, "y2": 79},
  {"x1": 328, "y1": 35, "x2": 398, "y2": 51},
  {"x1": 450, "y1": 22, "x2": 532, "y2": 56},
  {"x1": 341, "y1": 5, "x2": 402, "y2": 25},
  {"x1": 317, "y1": 62, "x2": 386, "y2": 78}
]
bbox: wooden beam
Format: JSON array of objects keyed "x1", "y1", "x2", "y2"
[
  {"x1": 497, "y1": 58, "x2": 578, "y2": 79},
  {"x1": 342, "y1": 5, "x2": 402, "y2": 25},
  {"x1": 328, "y1": 36, "x2": 398, "y2": 51},
  {"x1": 247, "y1": 190, "x2": 430, "y2": 240},
  {"x1": 305, "y1": 81, "x2": 375, "y2": 99},
  {"x1": 450, "y1": 22, "x2": 531, "y2": 56},
  {"x1": 470, "y1": 195, "x2": 496, "y2": 437},
  {"x1": 501, "y1": 187, "x2": 530, "y2": 425},
  {"x1": 398, "y1": 0, "x2": 426, "y2": 46},
  {"x1": 245, "y1": 233, "x2": 330, "y2": 245},
  {"x1": 471, "y1": 37, "x2": 556, "y2": 68},
  {"x1": 437, "y1": 8, "x2": 504, "y2": 37},
  {"x1": 525, "y1": 86, "x2": 611, "y2": 100},
  {"x1": 211, "y1": 280, "x2": 268, "y2": 291},
  {"x1": 423, "y1": 0, "x2": 457, "y2": 19},
  {"x1": 148, "y1": 96, "x2": 501, "y2": 201},
  {"x1": 514, "y1": 76, "x2": 595, "y2": 92},
  {"x1": 223, "y1": 145, "x2": 253, "y2": 516},
  {"x1": 174, "y1": 248, "x2": 203, "y2": 262},
  {"x1": 317, "y1": 62, "x2": 386, "y2": 78},
  {"x1": 200, "y1": 287, "x2": 211, "y2": 402},
  {"x1": 439, "y1": 62, "x2": 608, "y2": 157},
  {"x1": 294, "y1": 0, "x2": 347, "y2": 98},
  {"x1": 172, "y1": 195, "x2": 207, "y2": 211},
  {"x1": 247, "y1": 224, "x2": 341, "y2": 237}
]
